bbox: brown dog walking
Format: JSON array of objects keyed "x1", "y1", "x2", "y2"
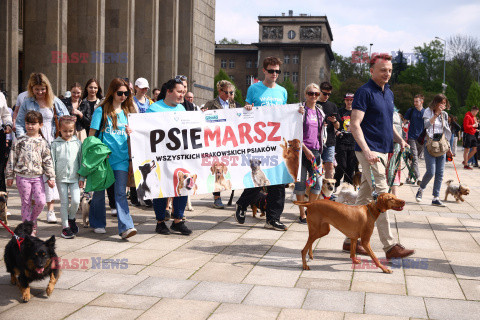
[{"x1": 294, "y1": 193, "x2": 405, "y2": 273}]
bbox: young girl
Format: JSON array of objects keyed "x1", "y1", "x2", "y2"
[
  {"x1": 51, "y1": 116, "x2": 84, "y2": 238},
  {"x1": 6, "y1": 111, "x2": 55, "y2": 234},
  {"x1": 88, "y1": 78, "x2": 137, "y2": 239}
]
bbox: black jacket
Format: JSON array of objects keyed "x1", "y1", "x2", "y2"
[{"x1": 61, "y1": 98, "x2": 92, "y2": 132}]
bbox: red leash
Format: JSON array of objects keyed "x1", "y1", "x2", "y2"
[
  {"x1": 0, "y1": 219, "x2": 24, "y2": 250},
  {"x1": 451, "y1": 158, "x2": 462, "y2": 184}
]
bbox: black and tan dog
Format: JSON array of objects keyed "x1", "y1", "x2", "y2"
[
  {"x1": 444, "y1": 179, "x2": 470, "y2": 203},
  {"x1": 251, "y1": 189, "x2": 267, "y2": 218},
  {"x1": 0, "y1": 191, "x2": 8, "y2": 226},
  {"x1": 4, "y1": 221, "x2": 60, "y2": 302}
]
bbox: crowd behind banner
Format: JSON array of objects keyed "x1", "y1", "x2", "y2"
[{"x1": 0, "y1": 54, "x2": 474, "y2": 258}]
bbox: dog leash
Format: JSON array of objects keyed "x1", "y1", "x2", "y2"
[
  {"x1": 0, "y1": 219, "x2": 24, "y2": 250},
  {"x1": 306, "y1": 157, "x2": 323, "y2": 188},
  {"x1": 451, "y1": 158, "x2": 462, "y2": 184},
  {"x1": 370, "y1": 151, "x2": 403, "y2": 200}
]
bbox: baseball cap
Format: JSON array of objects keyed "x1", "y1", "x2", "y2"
[
  {"x1": 135, "y1": 77, "x2": 149, "y2": 89},
  {"x1": 344, "y1": 93, "x2": 354, "y2": 99},
  {"x1": 64, "y1": 91, "x2": 71, "y2": 99}
]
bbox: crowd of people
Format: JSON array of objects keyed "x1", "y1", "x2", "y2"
[{"x1": 0, "y1": 54, "x2": 476, "y2": 261}]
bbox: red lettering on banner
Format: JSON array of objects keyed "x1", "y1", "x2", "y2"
[
  {"x1": 267, "y1": 122, "x2": 281, "y2": 141},
  {"x1": 238, "y1": 123, "x2": 253, "y2": 144},
  {"x1": 222, "y1": 126, "x2": 238, "y2": 147},
  {"x1": 204, "y1": 126, "x2": 221, "y2": 147},
  {"x1": 253, "y1": 122, "x2": 267, "y2": 143}
]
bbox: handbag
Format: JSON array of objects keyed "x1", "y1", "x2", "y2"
[{"x1": 425, "y1": 113, "x2": 450, "y2": 157}]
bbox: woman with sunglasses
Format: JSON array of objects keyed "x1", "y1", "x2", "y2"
[
  {"x1": 294, "y1": 83, "x2": 327, "y2": 224},
  {"x1": 88, "y1": 78, "x2": 137, "y2": 239}
]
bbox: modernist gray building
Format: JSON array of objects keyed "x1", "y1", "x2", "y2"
[
  {"x1": 215, "y1": 11, "x2": 334, "y2": 100},
  {"x1": 0, "y1": 0, "x2": 216, "y2": 106}
]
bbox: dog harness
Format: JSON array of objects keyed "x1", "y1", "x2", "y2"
[{"x1": 0, "y1": 219, "x2": 24, "y2": 250}]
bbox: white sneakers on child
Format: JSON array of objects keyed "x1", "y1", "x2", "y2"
[
  {"x1": 94, "y1": 228, "x2": 106, "y2": 234},
  {"x1": 46, "y1": 210, "x2": 57, "y2": 223}
]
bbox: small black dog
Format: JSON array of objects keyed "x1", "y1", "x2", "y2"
[
  {"x1": 251, "y1": 189, "x2": 267, "y2": 218},
  {"x1": 4, "y1": 221, "x2": 60, "y2": 302}
]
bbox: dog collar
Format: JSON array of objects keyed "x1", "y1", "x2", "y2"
[{"x1": 321, "y1": 191, "x2": 331, "y2": 200}]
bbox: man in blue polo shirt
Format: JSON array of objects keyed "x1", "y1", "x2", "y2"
[
  {"x1": 403, "y1": 94, "x2": 425, "y2": 184},
  {"x1": 348, "y1": 53, "x2": 414, "y2": 259}
]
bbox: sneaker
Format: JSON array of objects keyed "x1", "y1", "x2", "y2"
[
  {"x1": 298, "y1": 217, "x2": 307, "y2": 224},
  {"x1": 94, "y1": 228, "x2": 106, "y2": 234},
  {"x1": 121, "y1": 228, "x2": 137, "y2": 239},
  {"x1": 61, "y1": 227, "x2": 75, "y2": 239},
  {"x1": 68, "y1": 219, "x2": 79, "y2": 234},
  {"x1": 155, "y1": 221, "x2": 171, "y2": 234},
  {"x1": 264, "y1": 220, "x2": 287, "y2": 231},
  {"x1": 432, "y1": 199, "x2": 445, "y2": 207},
  {"x1": 415, "y1": 189, "x2": 423, "y2": 202},
  {"x1": 131, "y1": 200, "x2": 141, "y2": 207},
  {"x1": 111, "y1": 208, "x2": 117, "y2": 217},
  {"x1": 234, "y1": 204, "x2": 246, "y2": 224},
  {"x1": 46, "y1": 210, "x2": 57, "y2": 223},
  {"x1": 416, "y1": 180, "x2": 422, "y2": 186},
  {"x1": 6, "y1": 211, "x2": 11, "y2": 216},
  {"x1": 386, "y1": 244, "x2": 415, "y2": 259},
  {"x1": 464, "y1": 165, "x2": 473, "y2": 170},
  {"x1": 170, "y1": 221, "x2": 192, "y2": 235},
  {"x1": 165, "y1": 209, "x2": 171, "y2": 221},
  {"x1": 213, "y1": 197, "x2": 225, "y2": 209}
]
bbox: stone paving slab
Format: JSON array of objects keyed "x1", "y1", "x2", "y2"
[
  {"x1": 65, "y1": 305, "x2": 144, "y2": 320},
  {"x1": 425, "y1": 297, "x2": 480, "y2": 320},
  {"x1": 208, "y1": 303, "x2": 280, "y2": 320},
  {"x1": 137, "y1": 298, "x2": 219, "y2": 320},
  {"x1": 303, "y1": 289, "x2": 364, "y2": 313},
  {"x1": 243, "y1": 285, "x2": 307, "y2": 309},
  {"x1": 364, "y1": 293, "x2": 428, "y2": 318}
]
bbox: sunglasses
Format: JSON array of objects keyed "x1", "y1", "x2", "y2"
[
  {"x1": 266, "y1": 69, "x2": 282, "y2": 74},
  {"x1": 116, "y1": 91, "x2": 130, "y2": 97},
  {"x1": 321, "y1": 91, "x2": 331, "y2": 96},
  {"x1": 175, "y1": 75, "x2": 187, "y2": 81},
  {"x1": 307, "y1": 91, "x2": 321, "y2": 97},
  {"x1": 222, "y1": 90, "x2": 234, "y2": 95}
]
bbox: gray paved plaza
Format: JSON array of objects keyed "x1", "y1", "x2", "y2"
[{"x1": 1, "y1": 152, "x2": 480, "y2": 319}]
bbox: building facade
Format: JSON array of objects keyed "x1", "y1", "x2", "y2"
[
  {"x1": 215, "y1": 11, "x2": 334, "y2": 101},
  {"x1": 0, "y1": 0, "x2": 216, "y2": 106}
]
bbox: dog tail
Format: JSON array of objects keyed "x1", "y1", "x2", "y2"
[
  {"x1": 293, "y1": 201, "x2": 312, "y2": 207},
  {"x1": 445, "y1": 179, "x2": 453, "y2": 186}
]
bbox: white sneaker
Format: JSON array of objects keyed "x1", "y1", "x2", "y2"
[
  {"x1": 46, "y1": 210, "x2": 57, "y2": 223},
  {"x1": 111, "y1": 209, "x2": 117, "y2": 216},
  {"x1": 94, "y1": 228, "x2": 106, "y2": 234},
  {"x1": 121, "y1": 228, "x2": 137, "y2": 239}
]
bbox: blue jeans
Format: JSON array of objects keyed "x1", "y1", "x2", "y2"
[
  {"x1": 57, "y1": 181, "x2": 81, "y2": 228},
  {"x1": 419, "y1": 146, "x2": 446, "y2": 197},
  {"x1": 153, "y1": 196, "x2": 188, "y2": 221},
  {"x1": 89, "y1": 170, "x2": 134, "y2": 234}
]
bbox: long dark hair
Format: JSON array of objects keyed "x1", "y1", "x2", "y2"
[
  {"x1": 98, "y1": 78, "x2": 136, "y2": 130},
  {"x1": 82, "y1": 78, "x2": 103, "y2": 100},
  {"x1": 158, "y1": 79, "x2": 183, "y2": 101},
  {"x1": 429, "y1": 93, "x2": 450, "y2": 111}
]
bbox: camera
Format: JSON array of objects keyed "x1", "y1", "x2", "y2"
[{"x1": 433, "y1": 133, "x2": 442, "y2": 141}]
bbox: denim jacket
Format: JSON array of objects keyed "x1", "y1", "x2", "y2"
[{"x1": 15, "y1": 96, "x2": 69, "y2": 137}]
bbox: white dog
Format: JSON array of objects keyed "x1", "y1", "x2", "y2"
[{"x1": 336, "y1": 182, "x2": 358, "y2": 205}]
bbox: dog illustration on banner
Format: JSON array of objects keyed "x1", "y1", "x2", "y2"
[
  {"x1": 211, "y1": 162, "x2": 232, "y2": 192},
  {"x1": 280, "y1": 138, "x2": 301, "y2": 181},
  {"x1": 250, "y1": 159, "x2": 270, "y2": 187},
  {"x1": 136, "y1": 160, "x2": 161, "y2": 200},
  {"x1": 174, "y1": 168, "x2": 198, "y2": 196}
]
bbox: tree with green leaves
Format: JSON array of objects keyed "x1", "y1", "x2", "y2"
[
  {"x1": 278, "y1": 78, "x2": 299, "y2": 104},
  {"x1": 465, "y1": 81, "x2": 480, "y2": 107},
  {"x1": 391, "y1": 50, "x2": 408, "y2": 85},
  {"x1": 218, "y1": 37, "x2": 239, "y2": 44},
  {"x1": 213, "y1": 69, "x2": 244, "y2": 105}
]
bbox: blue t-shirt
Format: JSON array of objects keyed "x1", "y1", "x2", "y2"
[
  {"x1": 147, "y1": 99, "x2": 186, "y2": 113},
  {"x1": 91, "y1": 107, "x2": 129, "y2": 172},
  {"x1": 133, "y1": 96, "x2": 150, "y2": 113},
  {"x1": 352, "y1": 79, "x2": 394, "y2": 153},
  {"x1": 404, "y1": 107, "x2": 425, "y2": 140},
  {"x1": 246, "y1": 82, "x2": 287, "y2": 106}
]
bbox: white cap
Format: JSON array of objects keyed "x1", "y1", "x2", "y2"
[
  {"x1": 64, "y1": 91, "x2": 71, "y2": 98},
  {"x1": 135, "y1": 77, "x2": 149, "y2": 89}
]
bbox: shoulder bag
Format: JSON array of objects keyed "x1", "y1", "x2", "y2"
[{"x1": 425, "y1": 113, "x2": 450, "y2": 157}]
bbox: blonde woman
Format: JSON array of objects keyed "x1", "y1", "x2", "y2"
[{"x1": 16, "y1": 73, "x2": 69, "y2": 223}]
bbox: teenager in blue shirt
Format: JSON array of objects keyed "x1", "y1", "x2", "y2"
[
  {"x1": 235, "y1": 56, "x2": 304, "y2": 231},
  {"x1": 89, "y1": 78, "x2": 137, "y2": 239},
  {"x1": 403, "y1": 94, "x2": 425, "y2": 183}
]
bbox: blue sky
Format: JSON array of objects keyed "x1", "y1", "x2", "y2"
[{"x1": 215, "y1": 0, "x2": 480, "y2": 57}]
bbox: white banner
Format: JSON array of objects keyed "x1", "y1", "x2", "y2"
[{"x1": 128, "y1": 104, "x2": 303, "y2": 199}]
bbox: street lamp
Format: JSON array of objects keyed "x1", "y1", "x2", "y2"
[
  {"x1": 435, "y1": 36, "x2": 447, "y2": 93},
  {"x1": 369, "y1": 43, "x2": 373, "y2": 59}
]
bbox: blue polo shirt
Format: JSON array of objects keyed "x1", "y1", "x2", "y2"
[
  {"x1": 404, "y1": 107, "x2": 425, "y2": 140},
  {"x1": 147, "y1": 99, "x2": 185, "y2": 113},
  {"x1": 353, "y1": 79, "x2": 394, "y2": 153}
]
